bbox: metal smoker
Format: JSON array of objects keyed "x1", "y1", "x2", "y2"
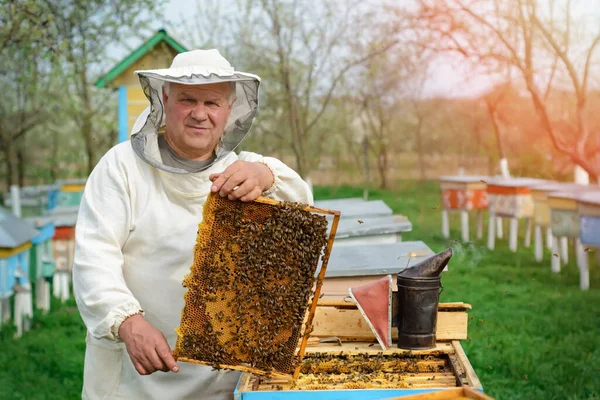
[{"x1": 348, "y1": 248, "x2": 452, "y2": 350}]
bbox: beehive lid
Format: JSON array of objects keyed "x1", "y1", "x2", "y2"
[
  {"x1": 577, "y1": 191, "x2": 600, "y2": 206},
  {"x1": 313, "y1": 198, "x2": 364, "y2": 208},
  {"x1": 173, "y1": 193, "x2": 339, "y2": 378},
  {"x1": 316, "y1": 199, "x2": 392, "y2": 219},
  {"x1": 330, "y1": 215, "x2": 412, "y2": 238},
  {"x1": 46, "y1": 208, "x2": 79, "y2": 227},
  {"x1": 325, "y1": 241, "x2": 434, "y2": 277},
  {"x1": 486, "y1": 177, "x2": 550, "y2": 188},
  {"x1": 439, "y1": 175, "x2": 489, "y2": 183},
  {"x1": 0, "y1": 207, "x2": 39, "y2": 248}
]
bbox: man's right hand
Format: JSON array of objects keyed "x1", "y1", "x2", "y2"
[{"x1": 119, "y1": 314, "x2": 179, "y2": 375}]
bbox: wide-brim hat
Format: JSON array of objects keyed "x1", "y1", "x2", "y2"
[{"x1": 130, "y1": 49, "x2": 261, "y2": 174}]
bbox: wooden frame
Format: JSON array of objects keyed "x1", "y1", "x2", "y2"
[{"x1": 176, "y1": 196, "x2": 341, "y2": 380}]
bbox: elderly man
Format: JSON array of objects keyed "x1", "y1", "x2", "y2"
[{"x1": 73, "y1": 49, "x2": 312, "y2": 399}]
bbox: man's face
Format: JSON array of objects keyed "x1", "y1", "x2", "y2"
[{"x1": 162, "y1": 82, "x2": 233, "y2": 160}]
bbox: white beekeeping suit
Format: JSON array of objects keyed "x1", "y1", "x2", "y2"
[{"x1": 73, "y1": 49, "x2": 312, "y2": 400}]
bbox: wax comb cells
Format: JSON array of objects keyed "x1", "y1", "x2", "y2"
[{"x1": 174, "y1": 193, "x2": 331, "y2": 376}]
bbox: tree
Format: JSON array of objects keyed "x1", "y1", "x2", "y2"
[
  {"x1": 352, "y1": 48, "x2": 431, "y2": 187},
  {"x1": 0, "y1": 1, "x2": 58, "y2": 188},
  {"x1": 415, "y1": 0, "x2": 600, "y2": 181},
  {"x1": 231, "y1": 0, "x2": 402, "y2": 179},
  {"x1": 46, "y1": 0, "x2": 158, "y2": 174}
]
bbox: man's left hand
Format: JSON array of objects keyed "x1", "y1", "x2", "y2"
[{"x1": 209, "y1": 161, "x2": 274, "y2": 202}]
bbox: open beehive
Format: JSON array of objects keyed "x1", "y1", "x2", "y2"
[
  {"x1": 234, "y1": 301, "x2": 486, "y2": 399},
  {"x1": 174, "y1": 193, "x2": 340, "y2": 378}
]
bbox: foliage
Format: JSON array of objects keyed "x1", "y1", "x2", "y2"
[{"x1": 415, "y1": 0, "x2": 600, "y2": 180}]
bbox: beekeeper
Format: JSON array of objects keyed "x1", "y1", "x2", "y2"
[{"x1": 73, "y1": 49, "x2": 312, "y2": 399}]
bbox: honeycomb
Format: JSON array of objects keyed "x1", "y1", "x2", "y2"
[
  {"x1": 174, "y1": 193, "x2": 331, "y2": 376},
  {"x1": 289, "y1": 353, "x2": 445, "y2": 390}
]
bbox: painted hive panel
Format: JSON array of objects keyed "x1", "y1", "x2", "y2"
[
  {"x1": 489, "y1": 194, "x2": 534, "y2": 218},
  {"x1": 578, "y1": 202, "x2": 600, "y2": 217},
  {"x1": 550, "y1": 209, "x2": 580, "y2": 238},
  {"x1": 174, "y1": 193, "x2": 330, "y2": 376},
  {"x1": 442, "y1": 189, "x2": 488, "y2": 210},
  {"x1": 580, "y1": 216, "x2": 600, "y2": 246},
  {"x1": 57, "y1": 191, "x2": 83, "y2": 208},
  {"x1": 0, "y1": 260, "x2": 16, "y2": 298},
  {"x1": 534, "y1": 201, "x2": 550, "y2": 226}
]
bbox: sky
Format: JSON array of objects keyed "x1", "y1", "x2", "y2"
[{"x1": 107, "y1": 0, "x2": 600, "y2": 99}]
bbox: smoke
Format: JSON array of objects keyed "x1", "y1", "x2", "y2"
[{"x1": 449, "y1": 240, "x2": 486, "y2": 269}]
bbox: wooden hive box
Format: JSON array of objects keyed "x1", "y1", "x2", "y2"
[
  {"x1": 486, "y1": 178, "x2": 548, "y2": 218},
  {"x1": 233, "y1": 301, "x2": 485, "y2": 399},
  {"x1": 547, "y1": 191, "x2": 583, "y2": 239},
  {"x1": 577, "y1": 192, "x2": 600, "y2": 247},
  {"x1": 388, "y1": 385, "x2": 494, "y2": 399},
  {"x1": 531, "y1": 182, "x2": 566, "y2": 228},
  {"x1": 438, "y1": 176, "x2": 488, "y2": 211},
  {"x1": 547, "y1": 186, "x2": 600, "y2": 240}
]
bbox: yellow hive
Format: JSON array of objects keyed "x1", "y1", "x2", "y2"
[{"x1": 174, "y1": 193, "x2": 338, "y2": 377}]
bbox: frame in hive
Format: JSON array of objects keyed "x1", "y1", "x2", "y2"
[{"x1": 174, "y1": 193, "x2": 340, "y2": 378}]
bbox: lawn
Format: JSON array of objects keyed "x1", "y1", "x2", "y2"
[{"x1": 1, "y1": 180, "x2": 599, "y2": 399}]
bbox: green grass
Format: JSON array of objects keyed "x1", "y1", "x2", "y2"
[
  {"x1": 315, "y1": 182, "x2": 600, "y2": 400},
  {"x1": 1, "y1": 180, "x2": 599, "y2": 399}
]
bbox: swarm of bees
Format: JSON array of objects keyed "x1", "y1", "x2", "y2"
[
  {"x1": 276, "y1": 352, "x2": 444, "y2": 390},
  {"x1": 173, "y1": 193, "x2": 329, "y2": 375}
]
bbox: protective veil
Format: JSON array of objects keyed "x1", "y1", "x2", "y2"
[{"x1": 73, "y1": 49, "x2": 312, "y2": 399}]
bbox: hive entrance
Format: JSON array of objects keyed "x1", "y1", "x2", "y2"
[{"x1": 174, "y1": 193, "x2": 338, "y2": 378}]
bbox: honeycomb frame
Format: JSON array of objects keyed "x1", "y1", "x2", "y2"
[{"x1": 173, "y1": 194, "x2": 340, "y2": 379}]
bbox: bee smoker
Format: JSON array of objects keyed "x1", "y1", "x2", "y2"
[{"x1": 348, "y1": 248, "x2": 452, "y2": 350}]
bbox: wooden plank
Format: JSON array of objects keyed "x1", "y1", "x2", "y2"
[
  {"x1": 447, "y1": 353, "x2": 467, "y2": 387},
  {"x1": 438, "y1": 303, "x2": 472, "y2": 311},
  {"x1": 126, "y1": 87, "x2": 147, "y2": 102},
  {"x1": 311, "y1": 308, "x2": 468, "y2": 341},
  {"x1": 548, "y1": 196, "x2": 578, "y2": 210},
  {"x1": 451, "y1": 341, "x2": 482, "y2": 390},
  {"x1": 387, "y1": 386, "x2": 494, "y2": 399},
  {"x1": 578, "y1": 202, "x2": 600, "y2": 217},
  {"x1": 233, "y1": 372, "x2": 251, "y2": 400},
  {"x1": 316, "y1": 300, "x2": 471, "y2": 311},
  {"x1": 302, "y1": 341, "x2": 454, "y2": 356},
  {"x1": 177, "y1": 357, "x2": 292, "y2": 380}
]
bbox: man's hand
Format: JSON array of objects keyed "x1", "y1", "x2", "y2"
[
  {"x1": 209, "y1": 161, "x2": 274, "y2": 202},
  {"x1": 119, "y1": 314, "x2": 179, "y2": 375}
]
